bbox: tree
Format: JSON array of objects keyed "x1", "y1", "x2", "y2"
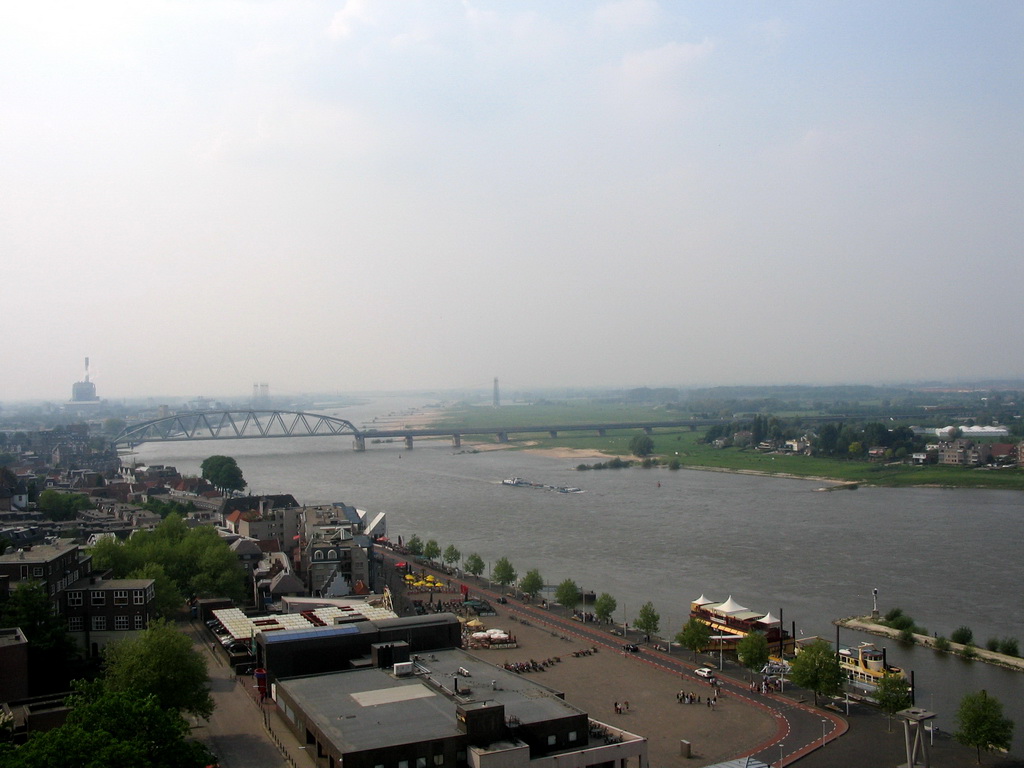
[
  {"x1": 127, "y1": 563, "x2": 183, "y2": 621},
  {"x1": 736, "y1": 631, "x2": 770, "y2": 680},
  {"x1": 423, "y1": 539, "x2": 441, "y2": 563},
  {"x1": 36, "y1": 490, "x2": 92, "y2": 521},
  {"x1": 554, "y1": 579, "x2": 581, "y2": 613},
  {"x1": 199, "y1": 455, "x2": 246, "y2": 493},
  {"x1": 0, "y1": 581, "x2": 76, "y2": 693},
  {"x1": 442, "y1": 545, "x2": 461, "y2": 569},
  {"x1": 789, "y1": 638, "x2": 843, "y2": 706},
  {"x1": 0, "y1": 681, "x2": 214, "y2": 768},
  {"x1": 464, "y1": 553, "x2": 485, "y2": 578},
  {"x1": 102, "y1": 619, "x2": 213, "y2": 720},
  {"x1": 594, "y1": 593, "x2": 617, "y2": 624},
  {"x1": 955, "y1": 690, "x2": 1014, "y2": 764},
  {"x1": 677, "y1": 618, "x2": 712, "y2": 661},
  {"x1": 875, "y1": 672, "x2": 913, "y2": 731},
  {"x1": 405, "y1": 535, "x2": 424, "y2": 556},
  {"x1": 629, "y1": 434, "x2": 655, "y2": 457},
  {"x1": 634, "y1": 601, "x2": 660, "y2": 640},
  {"x1": 520, "y1": 569, "x2": 544, "y2": 600},
  {"x1": 492, "y1": 557, "x2": 516, "y2": 587}
]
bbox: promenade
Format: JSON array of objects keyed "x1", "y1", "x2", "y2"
[{"x1": 387, "y1": 553, "x2": 1020, "y2": 768}]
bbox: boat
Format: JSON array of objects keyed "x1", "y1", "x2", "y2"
[
  {"x1": 501, "y1": 477, "x2": 530, "y2": 486},
  {"x1": 556, "y1": 486, "x2": 583, "y2": 494},
  {"x1": 838, "y1": 642, "x2": 905, "y2": 688}
]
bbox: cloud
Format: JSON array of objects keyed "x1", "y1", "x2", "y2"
[
  {"x1": 592, "y1": 0, "x2": 659, "y2": 32},
  {"x1": 618, "y1": 38, "x2": 713, "y2": 84},
  {"x1": 327, "y1": 0, "x2": 376, "y2": 40}
]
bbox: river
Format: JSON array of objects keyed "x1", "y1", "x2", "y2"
[{"x1": 132, "y1": 396, "x2": 1024, "y2": 753}]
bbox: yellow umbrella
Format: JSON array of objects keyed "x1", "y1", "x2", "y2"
[
  {"x1": 425, "y1": 575, "x2": 435, "y2": 581},
  {"x1": 414, "y1": 580, "x2": 427, "y2": 587},
  {"x1": 404, "y1": 574, "x2": 415, "y2": 580}
]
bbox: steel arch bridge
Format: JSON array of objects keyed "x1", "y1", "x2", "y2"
[{"x1": 112, "y1": 410, "x2": 360, "y2": 447}]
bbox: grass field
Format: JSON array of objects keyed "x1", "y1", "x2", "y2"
[{"x1": 435, "y1": 403, "x2": 1024, "y2": 490}]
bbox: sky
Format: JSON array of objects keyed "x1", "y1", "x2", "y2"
[{"x1": 3, "y1": 1, "x2": 1023, "y2": 402}]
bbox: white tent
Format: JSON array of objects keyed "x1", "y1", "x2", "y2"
[
  {"x1": 756, "y1": 611, "x2": 781, "y2": 626},
  {"x1": 713, "y1": 595, "x2": 748, "y2": 615}
]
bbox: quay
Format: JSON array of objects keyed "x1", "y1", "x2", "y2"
[{"x1": 382, "y1": 554, "x2": 1002, "y2": 767}]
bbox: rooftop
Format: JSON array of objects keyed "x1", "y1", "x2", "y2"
[{"x1": 276, "y1": 648, "x2": 585, "y2": 754}]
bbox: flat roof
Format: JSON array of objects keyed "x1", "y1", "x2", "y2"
[{"x1": 277, "y1": 648, "x2": 585, "y2": 755}]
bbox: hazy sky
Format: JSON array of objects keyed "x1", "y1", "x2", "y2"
[{"x1": 3, "y1": 1, "x2": 1022, "y2": 402}]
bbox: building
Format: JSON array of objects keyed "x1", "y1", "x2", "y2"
[
  {"x1": 273, "y1": 648, "x2": 648, "y2": 768},
  {"x1": 62, "y1": 575, "x2": 156, "y2": 656},
  {"x1": 0, "y1": 540, "x2": 154, "y2": 657},
  {"x1": 0, "y1": 540, "x2": 91, "y2": 603},
  {"x1": 936, "y1": 440, "x2": 992, "y2": 466}
]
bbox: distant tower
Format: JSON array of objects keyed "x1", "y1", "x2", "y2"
[
  {"x1": 493, "y1": 377, "x2": 500, "y2": 408},
  {"x1": 71, "y1": 357, "x2": 98, "y2": 402}
]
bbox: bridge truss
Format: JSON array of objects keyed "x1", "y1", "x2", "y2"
[{"x1": 113, "y1": 410, "x2": 360, "y2": 447}]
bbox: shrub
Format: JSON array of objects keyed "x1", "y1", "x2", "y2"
[
  {"x1": 961, "y1": 643, "x2": 977, "y2": 659},
  {"x1": 935, "y1": 636, "x2": 951, "y2": 652},
  {"x1": 951, "y1": 626, "x2": 974, "y2": 645},
  {"x1": 668, "y1": 458, "x2": 681, "y2": 470},
  {"x1": 885, "y1": 607, "x2": 905, "y2": 623},
  {"x1": 899, "y1": 628, "x2": 916, "y2": 644},
  {"x1": 888, "y1": 614, "x2": 915, "y2": 631},
  {"x1": 999, "y1": 637, "x2": 1019, "y2": 657},
  {"x1": 986, "y1": 637, "x2": 1000, "y2": 652},
  {"x1": 576, "y1": 464, "x2": 591, "y2": 471}
]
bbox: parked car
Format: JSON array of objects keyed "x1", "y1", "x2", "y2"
[
  {"x1": 622, "y1": 643, "x2": 640, "y2": 653},
  {"x1": 695, "y1": 667, "x2": 716, "y2": 679}
]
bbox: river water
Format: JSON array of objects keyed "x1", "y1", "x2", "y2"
[{"x1": 132, "y1": 396, "x2": 1024, "y2": 753}]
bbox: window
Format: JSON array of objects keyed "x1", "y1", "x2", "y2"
[
  {"x1": 547, "y1": 735, "x2": 556, "y2": 746},
  {"x1": 133, "y1": 590, "x2": 145, "y2": 605},
  {"x1": 115, "y1": 615, "x2": 130, "y2": 631},
  {"x1": 568, "y1": 730, "x2": 578, "y2": 742},
  {"x1": 416, "y1": 759, "x2": 427, "y2": 768},
  {"x1": 314, "y1": 551, "x2": 324, "y2": 560},
  {"x1": 91, "y1": 591, "x2": 106, "y2": 606},
  {"x1": 328, "y1": 550, "x2": 338, "y2": 560},
  {"x1": 433, "y1": 756, "x2": 444, "y2": 766},
  {"x1": 67, "y1": 591, "x2": 83, "y2": 607},
  {"x1": 32, "y1": 566, "x2": 43, "y2": 577},
  {"x1": 134, "y1": 615, "x2": 145, "y2": 630},
  {"x1": 113, "y1": 590, "x2": 128, "y2": 605},
  {"x1": 68, "y1": 616, "x2": 83, "y2": 632},
  {"x1": 398, "y1": 762, "x2": 409, "y2": 768},
  {"x1": 92, "y1": 615, "x2": 107, "y2": 631}
]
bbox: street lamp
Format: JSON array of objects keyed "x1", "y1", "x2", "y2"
[
  {"x1": 777, "y1": 743, "x2": 784, "y2": 767},
  {"x1": 821, "y1": 719, "x2": 827, "y2": 747}
]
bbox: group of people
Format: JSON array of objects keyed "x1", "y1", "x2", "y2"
[
  {"x1": 677, "y1": 689, "x2": 719, "y2": 708},
  {"x1": 749, "y1": 678, "x2": 781, "y2": 694},
  {"x1": 613, "y1": 700, "x2": 630, "y2": 714}
]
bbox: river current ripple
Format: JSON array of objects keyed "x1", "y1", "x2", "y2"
[{"x1": 134, "y1": 397, "x2": 1024, "y2": 754}]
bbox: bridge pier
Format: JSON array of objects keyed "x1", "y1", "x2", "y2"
[
  {"x1": 548, "y1": 430, "x2": 558, "y2": 438},
  {"x1": 497, "y1": 432, "x2": 509, "y2": 443},
  {"x1": 452, "y1": 434, "x2": 462, "y2": 448},
  {"x1": 405, "y1": 435, "x2": 414, "y2": 450},
  {"x1": 353, "y1": 435, "x2": 366, "y2": 452}
]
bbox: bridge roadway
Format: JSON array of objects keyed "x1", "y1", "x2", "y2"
[{"x1": 358, "y1": 419, "x2": 724, "y2": 450}]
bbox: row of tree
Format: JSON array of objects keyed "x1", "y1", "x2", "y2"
[{"x1": 399, "y1": 537, "x2": 1013, "y2": 763}]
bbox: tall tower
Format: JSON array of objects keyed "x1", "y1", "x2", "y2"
[
  {"x1": 493, "y1": 377, "x2": 500, "y2": 408},
  {"x1": 71, "y1": 357, "x2": 98, "y2": 402}
]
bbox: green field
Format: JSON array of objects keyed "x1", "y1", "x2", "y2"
[{"x1": 434, "y1": 403, "x2": 1024, "y2": 490}]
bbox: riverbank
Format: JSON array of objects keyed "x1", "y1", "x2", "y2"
[{"x1": 836, "y1": 616, "x2": 1024, "y2": 673}]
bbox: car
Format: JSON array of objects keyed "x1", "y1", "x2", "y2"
[
  {"x1": 496, "y1": 597, "x2": 508, "y2": 604},
  {"x1": 695, "y1": 667, "x2": 716, "y2": 679},
  {"x1": 622, "y1": 643, "x2": 640, "y2": 653}
]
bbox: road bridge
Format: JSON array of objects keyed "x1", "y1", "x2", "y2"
[{"x1": 111, "y1": 410, "x2": 730, "y2": 451}]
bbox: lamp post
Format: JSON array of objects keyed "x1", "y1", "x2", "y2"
[
  {"x1": 821, "y1": 719, "x2": 827, "y2": 747},
  {"x1": 777, "y1": 743, "x2": 784, "y2": 767}
]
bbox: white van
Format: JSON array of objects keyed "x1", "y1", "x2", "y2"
[{"x1": 695, "y1": 667, "x2": 716, "y2": 679}]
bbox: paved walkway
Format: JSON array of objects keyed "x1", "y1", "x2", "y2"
[
  {"x1": 388, "y1": 554, "x2": 1018, "y2": 767},
  {"x1": 185, "y1": 620, "x2": 316, "y2": 768}
]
